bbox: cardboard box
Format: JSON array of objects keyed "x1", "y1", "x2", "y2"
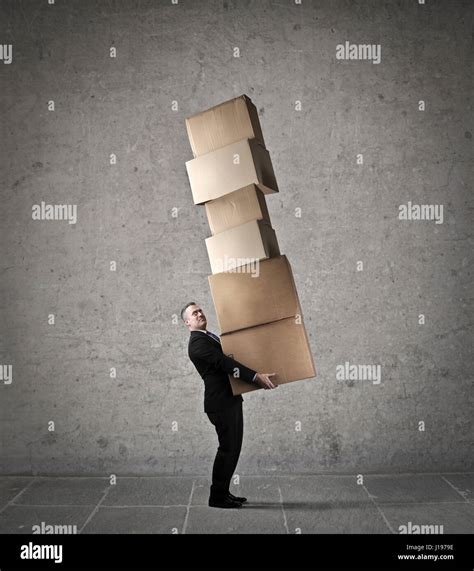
[
  {"x1": 221, "y1": 313, "x2": 316, "y2": 395},
  {"x1": 185, "y1": 94, "x2": 265, "y2": 158},
  {"x1": 205, "y1": 184, "x2": 272, "y2": 236},
  {"x1": 185, "y1": 138, "x2": 278, "y2": 205},
  {"x1": 205, "y1": 219, "x2": 280, "y2": 275},
  {"x1": 209, "y1": 255, "x2": 300, "y2": 334}
]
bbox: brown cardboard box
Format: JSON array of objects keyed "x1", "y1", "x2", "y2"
[
  {"x1": 185, "y1": 94, "x2": 265, "y2": 158},
  {"x1": 205, "y1": 184, "x2": 272, "y2": 236},
  {"x1": 221, "y1": 313, "x2": 316, "y2": 395},
  {"x1": 208, "y1": 255, "x2": 300, "y2": 334},
  {"x1": 205, "y1": 219, "x2": 280, "y2": 275},
  {"x1": 185, "y1": 138, "x2": 278, "y2": 205}
]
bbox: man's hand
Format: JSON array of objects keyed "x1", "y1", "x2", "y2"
[{"x1": 254, "y1": 373, "x2": 278, "y2": 389}]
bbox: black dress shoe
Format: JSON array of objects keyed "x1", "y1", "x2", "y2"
[
  {"x1": 227, "y1": 492, "x2": 247, "y2": 503},
  {"x1": 208, "y1": 497, "x2": 242, "y2": 509}
]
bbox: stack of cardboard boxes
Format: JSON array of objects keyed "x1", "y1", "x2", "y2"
[{"x1": 185, "y1": 95, "x2": 316, "y2": 395}]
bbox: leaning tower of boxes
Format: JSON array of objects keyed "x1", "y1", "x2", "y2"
[{"x1": 185, "y1": 95, "x2": 316, "y2": 395}]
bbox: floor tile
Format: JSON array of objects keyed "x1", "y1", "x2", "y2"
[
  {"x1": 363, "y1": 475, "x2": 461, "y2": 504},
  {"x1": 285, "y1": 503, "x2": 391, "y2": 534},
  {"x1": 15, "y1": 478, "x2": 108, "y2": 506},
  {"x1": 278, "y1": 475, "x2": 371, "y2": 505},
  {"x1": 440, "y1": 474, "x2": 474, "y2": 501},
  {"x1": 186, "y1": 505, "x2": 286, "y2": 534},
  {"x1": 0, "y1": 477, "x2": 34, "y2": 507},
  {"x1": 102, "y1": 477, "x2": 194, "y2": 506},
  {"x1": 82, "y1": 506, "x2": 187, "y2": 534},
  {"x1": 0, "y1": 505, "x2": 91, "y2": 534},
  {"x1": 382, "y1": 502, "x2": 474, "y2": 534}
]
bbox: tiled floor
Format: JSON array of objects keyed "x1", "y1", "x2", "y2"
[{"x1": 0, "y1": 473, "x2": 473, "y2": 534}]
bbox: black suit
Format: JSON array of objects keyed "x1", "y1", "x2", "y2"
[{"x1": 188, "y1": 329, "x2": 257, "y2": 499}]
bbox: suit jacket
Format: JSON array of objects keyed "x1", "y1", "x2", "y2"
[{"x1": 188, "y1": 330, "x2": 257, "y2": 413}]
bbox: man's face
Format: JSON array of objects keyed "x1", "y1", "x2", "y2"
[{"x1": 185, "y1": 304, "x2": 207, "y2": 330}]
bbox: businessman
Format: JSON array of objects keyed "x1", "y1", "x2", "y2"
[{"x1": 181, "y1": 302, "x2": 278, "y2": 509}]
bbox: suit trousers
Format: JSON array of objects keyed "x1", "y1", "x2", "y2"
[{"x1": 206, "y1": 399, "x2": 243, "y2": 499}]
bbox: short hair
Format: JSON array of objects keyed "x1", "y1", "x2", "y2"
[{"x1": 181, "y1": 301, "x2": 197, "y2": 321}]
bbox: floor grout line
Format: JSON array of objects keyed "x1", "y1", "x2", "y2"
[
  {"x1": 5, "y1": 499, "x2": 470, "y2": 509},
  {"x1": 278, "y1": 486, "x2": 289, "y2": 534},
  {"x1": 182, "y1": 480, "x2": 195, "y2": 535},
  {"x1": 10, "y1": 503, "x2": 192, "y2": 508},
  {"x1": 10, "y1": 503, "x2": 100, "y2": 508},
  {"x1": 78, "y1": 484, "x2": 112, "y2": 534},
  {"x1": 441, "y1": 475, "x2": 470, "y2": 503},
  {"x1": 362, "y1": 484, "x2": 395, "y2": 534},
  {"x1": 373, "y1": 500, "x2": 470, "y2": 506},
  {"x1": 0, "y1": 471, "x2": 473, "y2": 479},
  {"x1": 0, "y1": 478, "x2": 38, "y2": 515}
]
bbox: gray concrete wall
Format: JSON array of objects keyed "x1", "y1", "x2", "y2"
[{"x1": 0, "y1": 0, "x2": 472, "y2": 476}]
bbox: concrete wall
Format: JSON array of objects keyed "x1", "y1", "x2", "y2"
[{"x1": 1, "y1": 0, "x2": 472, "y2": 476}]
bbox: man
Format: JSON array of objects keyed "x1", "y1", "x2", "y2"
[{"x1": 181, "y1": 302, "x2": 278, "y2": 509}]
